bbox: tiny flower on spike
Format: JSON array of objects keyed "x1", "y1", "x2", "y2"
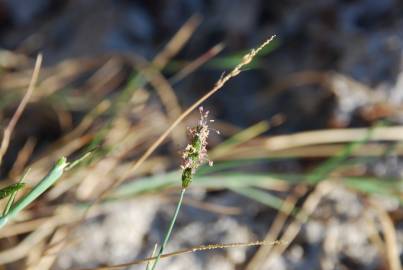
[{"x1": 181, "y1": 107, "x2": 216, "y2": 188}]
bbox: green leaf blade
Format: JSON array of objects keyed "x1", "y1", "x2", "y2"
[{"x1": 0, "y1": 183, "x2": 25, "y2": 201}]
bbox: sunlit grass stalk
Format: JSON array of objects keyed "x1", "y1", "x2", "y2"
[{"x1": 150, "y1": 107, "x2": 215, "y2": 270}]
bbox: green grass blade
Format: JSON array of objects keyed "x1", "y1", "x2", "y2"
[
  {"x1": 230, "y1": 186, "x2": 284, "y2": 210},
  {"x1": 0, "y1": 157, "x2": 68, "y2": 228},
  {"x1": 0, "y1": 183, "x2": 25, "y2": 201},
  {"x1": 2, "y1": 169, "x2": 30, "y2": 216}
]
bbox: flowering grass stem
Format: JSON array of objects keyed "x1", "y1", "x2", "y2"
[{"x1": 150, "y1": 188, "x2": 186, "y2": 270}]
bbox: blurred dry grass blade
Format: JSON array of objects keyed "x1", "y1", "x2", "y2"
[
  {"x1": 0, "y1": 216, "x2": 49, "y2": 238},
  {"x1": 369, "y1": 199, "x2": 401, "y2": 270},
  {"x1": 130, "y1": 56, "x2": 184, "y2": 144},
  {"x1": 0, "y1": 54, "x2": 42, "y2": 167},
  {"x1": 221, "y1": 141, "x2": 403, "y2": 159},
  {"x1": 264, "y1": 126, "x2": 403, "y2": 151},
  {"x1": 27, "y1": 226, "x2": 70, "y2": 270},
  {"x1": 215, "y1": 126, "x2": 403, "y2": 160},
  {"x1": 246, "y1": 185, "x2": 307, "y2": 270},
  {"x1": 265, "y1": 181, "x2": 334, "y2": 265},
  {"x1": 169, "y1": 43, "x2": 225, "y2": 85},
  {"x1": 152, "y1": 14, "x2": 202, "y2": 69},
  {"x1": 0, "y1": 220, "x2": 54, "y2": 264},
  {"x1": 8, "y1": 137, "x2": 37, "y2": 179}
]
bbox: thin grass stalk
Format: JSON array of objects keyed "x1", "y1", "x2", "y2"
[{"x1": 150, "y1": 188, "x2": 186, "y2": 270}]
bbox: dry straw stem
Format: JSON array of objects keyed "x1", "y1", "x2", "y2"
[
  {"x1": 218, "y1": 126, "x2": 403, "y2": 160},
  {"x1": 170, "y1": 43, "x2": 224, "y2": 85},
  {"x1": 8, "y1": 137, "x2": 37, "y2": 178},
  {"x1": 77, "y1": 240, "x2": 281, "y2": 270},
  {"x1": 246, "y1": 185, "x2": 307, "y2": 270},
  {"x1": 264, "y1": 126, "x2": 403, "y2": 151},
  {"x1": 264, "y1": 180, "x2": 334, "y2": 266},
  {"x1": 0, "y1": 204, "x2": 81, "y2": 265},
  {"x1": 369, "y1": 199, "x2": 401, "y2": 270},
  {"x1": 0, "y1": 54, "x2": 42, "y2": 167},
  {"x1": 82, "y1": 35, "x2": 276, "y2": 217},
  {"x1": 0, "y1": 220, "x2": 55, "y2": 264},
  {"x1": 221, "y1": 142, "x2": 403, "y2": 159},
  {"x1": 152, "y1": 14, "x2": 201, "y2": 69},
  {"x1": 130, "y1": 56, "x2": 184, "y2": 144}
]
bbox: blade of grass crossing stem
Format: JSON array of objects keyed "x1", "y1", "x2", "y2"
[
  {"x1": 344, "y1": 177, "x2": 402, "y2": 202},
  {"x1": 206, "y1": 38, "x2": 279, "y2": 70},
  {"x1": 230, "y1": 186, "x2": 285, "y2": 211},
  {"x1": 0, "y1": 153, "x2": 92, "y2": 229},
  {"x1": 0, "y1": 157, "x2": 68, "y2": 228},
  {"x1": 2, "y1": 169, "x2": 30, "y2": 216},
  {"x1": 307, "y1": 122, "x2": 381, "y2": 184},
  {"x1": 146, "y1": 244, "x2": 159, "y2": 270},
  {"x1": 0, "y1": 183, "x2": 25, "y2": 201},
  {"x1": 209, "y1": 121, "x2": 270, "y2": 159}
]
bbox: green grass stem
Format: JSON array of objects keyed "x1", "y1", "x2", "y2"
[{"x1": 150, "y1": 188, "x2": 186, "y2": 270}]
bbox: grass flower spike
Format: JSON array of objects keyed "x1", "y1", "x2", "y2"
[
  {"x1": 150, "y1": 107, "x2": 215, "y2": 270},
  {"x1": 181, "y1": 107, "x2": 215, "y2": 188}
]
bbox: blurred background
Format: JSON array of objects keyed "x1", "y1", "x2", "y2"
[{"x1": 0, "y1": 0, "x2": 402, "y2": 269}]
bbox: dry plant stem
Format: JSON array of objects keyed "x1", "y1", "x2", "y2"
[
  {"x1": 28, "y1": 226, "x2": 70, "y2": 270},
  {"x1": 369, "y1": 199, "x2": 401, "y2": 270},
  {"x1": 0, "y1": 217, "x2": 50, "y2": 238},
  {"x1": 225, "y1": 141, "x2": 403, "y2": 159},
  {"x1": 363, "y1": 210, "x2": 387, "y2": 262},
  {"x1": 131, "y1": 57, "x2": 184, "y2": 144},
  {"x1": 81, "y1": 35, "x2": 276, "y2": 219},
  {"x1": 246, "y1": 185, "x2": 306, "y2": 270},
  {"x1": 169, "y1": 43, "x2": 225, "y2": 85},
  {"x1": 152, "y1": 15, "x2": 201, "y2": 68},
  {"x1": 0, "y1": 220, "x2": 54, "y2": 264},
  {"x1": 8, "y1": 137, "x2": 36, "y2": 178},
  {"x1": 180, "y1": 196, "x2": 241, "y2": 215},
  {"x1": 264, "y1": 126, "x2": 403, "y2": 151},
  {"x1": 0, "y1": 54, "x2": 42, "y2": 166},
  {"x1": 150, "y1": 188, "x2": 186, "y2": 270},
  {"x1": 137, "y1": 60, "x2": 182, "y2": 120},
  {"x1": 77, "y1": 240, "x2": 281, "y2": 270},
  {"x1": 267, "y1": 181, "x2": 333, "y2": 263}
]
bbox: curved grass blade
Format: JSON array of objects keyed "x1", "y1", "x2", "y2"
[{"x1": 0, "y1": 157, "x2": 68, "y2": 228}]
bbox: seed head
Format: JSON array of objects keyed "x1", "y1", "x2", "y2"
[{"x1": 181, "y1": 107, "x2": 215, "y2": 188}]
